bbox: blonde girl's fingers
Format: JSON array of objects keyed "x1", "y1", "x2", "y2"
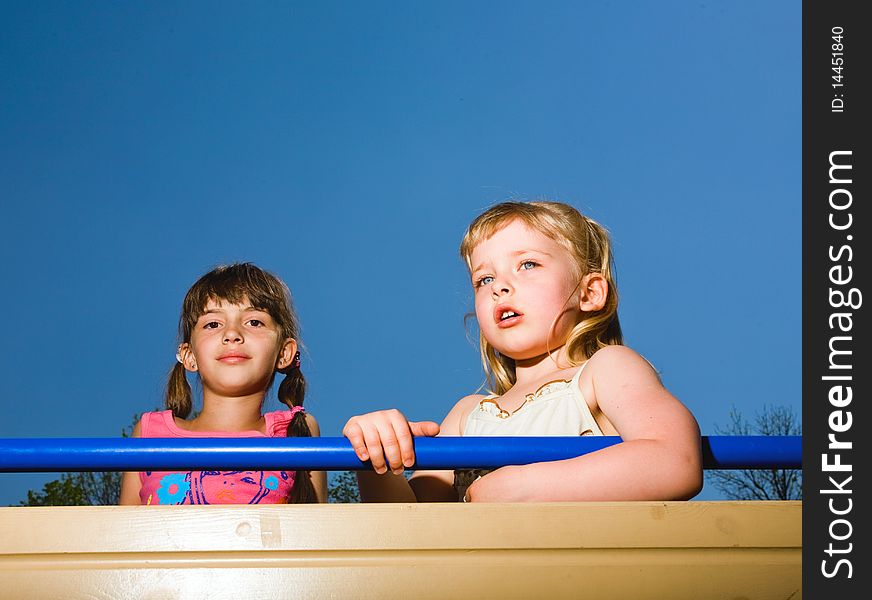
[
  {"x1": 409, "y1": 421, "x2": 441, "y2": 438},
  {"x1": 361, "y1": 423, "x2": 389, "y2": 474},
  {"x1": 388, "y1": 414, "x2": 416, "y2": 468},
  {"x1": 376, "y1": 420, "x2": 406, "y2": 474},
  {"x1": 342, "y1": 420, "x2": 370, "y2": 462}
]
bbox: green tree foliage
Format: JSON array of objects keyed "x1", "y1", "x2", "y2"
[
  {"x1": 19, "y1": 473, "x2": 89, "y2": 506},
  {"x1": 706, "y1": 405, "x2": 802, "y2": 500},
  {"x1": 328, "y1": 471, "x2": 361, "y2": 503},
  {"x1": 18, "y1": 472, "x2": 118, "y2": 506}
]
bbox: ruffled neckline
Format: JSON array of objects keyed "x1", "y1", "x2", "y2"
[{"x1": 477, "y1": 378, "x2": 573, "y2": 419}]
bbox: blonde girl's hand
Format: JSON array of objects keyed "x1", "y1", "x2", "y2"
[{"x1": 343, "y1": 410, "x2": 440, "y2": 475}]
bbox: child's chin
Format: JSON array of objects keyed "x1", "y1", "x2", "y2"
[
  {"x1": 212, "y1": 381, "x2": 267, "y2": 396},
  {"x1": 495, "y1": 347, "x2": 537, "y2": 361}
]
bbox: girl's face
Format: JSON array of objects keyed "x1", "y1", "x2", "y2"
[
  {"x1": 180, "y1": 297, "x2": 295, "y2": 398},
  {"x1": 470, "y1": 219, "x2": 583, "y2": 362}
]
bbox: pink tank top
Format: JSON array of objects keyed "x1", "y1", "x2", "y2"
[{"x1": 138, "y1": 408, "x2": 302, "y2": 505}]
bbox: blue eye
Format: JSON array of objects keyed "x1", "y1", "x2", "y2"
[
  {"x1": 476, "y1": 276, "x2": 494, "y2": 288},
  {"x1": 520, "y1": 261, "x2": 538, "y2": 270}
]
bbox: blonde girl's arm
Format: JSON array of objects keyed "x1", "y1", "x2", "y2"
[
  {"x1": 466, "y1": 345, "x2": 703, "y2": 502},
  {"x1": 119, "y1": 420, "x2": 144, "y2": 505},
  {"x1": 304, "y1": 413, "x2": 328, "y2": 503}
]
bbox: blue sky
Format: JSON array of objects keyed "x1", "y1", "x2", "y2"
[{"x1": 0, "y1": 1, "x2": 800, "y2": 504}]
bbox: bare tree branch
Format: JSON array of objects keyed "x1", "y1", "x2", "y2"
[{"x1": 705, "y1": 405, "x2": 802, "y2": 500}]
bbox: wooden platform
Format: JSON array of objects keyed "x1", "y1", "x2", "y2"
[{"x1": 0, "y1": 501, "x2": 801, "y2": 599}]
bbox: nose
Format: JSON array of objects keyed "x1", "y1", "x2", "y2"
[
  {"x1": 223, "y1": 325, "x2": 243, "y2": 344},
  {"x1": 490, "y1": 277, "x2": 513, "y2": 298}
]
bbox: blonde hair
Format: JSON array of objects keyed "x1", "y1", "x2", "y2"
[
  {"x1": 459, "y1": 201, "x2": 623, "y2": 394},
  {"x1": 165, "y1": 262, "x2": 316, "y2": 503}
]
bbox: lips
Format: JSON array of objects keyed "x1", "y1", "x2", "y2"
[
  {"x1": 217, "y1": 352, "x2": 250, "y2": 363},
  {"x1": 494, "y1": 304, "x2": 523, "y2": 328}
]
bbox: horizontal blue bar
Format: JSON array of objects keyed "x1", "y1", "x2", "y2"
[{"x1": 0, "y1": 436, "x2": 800, "y2": 472}]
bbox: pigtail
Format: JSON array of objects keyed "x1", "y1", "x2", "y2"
[
  {"x1": 278, "y1": 366, "x2": 306, "y2": 410},
  {"x1": 278, "y1": 368, "x2": 317, "y2": 503},
  {"x1": 165, "y1": 362, "x2": 193, "y2": 419}
]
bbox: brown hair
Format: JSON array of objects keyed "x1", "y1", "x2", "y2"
[
  {"x1": 165, "y1": 262, "x2": 316, "y2": 503},
  {"x1": 459, "y1": 201, "x2": 623, "y2": 394}
]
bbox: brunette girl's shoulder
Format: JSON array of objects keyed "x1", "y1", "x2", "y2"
[{"x1": 304, "y1": 412, "x2": 320, "y2": 435}]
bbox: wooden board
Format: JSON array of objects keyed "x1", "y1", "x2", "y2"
[{"x1": 0, "y1": 501, "x2": 801, "y2": 599}]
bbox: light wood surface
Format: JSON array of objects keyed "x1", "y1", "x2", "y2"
[{"x1": 0, "y1": 501, "x2": 801, "y2": 599}]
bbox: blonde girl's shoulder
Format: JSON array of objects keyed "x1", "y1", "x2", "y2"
[
  {"x1": 441, "y1": 393, "x2": 489, "y2": 436},
  {"x1": 580, "y1": 344, "x2": 661, "y2": 390},
  {"x1": 587, "y1": 344, "x2": 649, "y2": 368},
  {"x1": 456, "y1": 392, "x2": 489, "y2": 408},
  {"x1": 456, "y1": 392, "x2": 490, "y2": 417}
]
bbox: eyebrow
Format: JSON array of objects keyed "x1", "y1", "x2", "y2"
[
  {"x1": 200, "y1": 306, "x2": 268, "y2": 316},
  {"x1": 470, "y1": 249, "x2": 554, "y2": 273}
]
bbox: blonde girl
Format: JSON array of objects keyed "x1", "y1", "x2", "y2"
[
  {"x1": 343, "y1": 201, "x2": 702, "y2": 502},
  {"x1": 120, "y1": 263, "x2": 327, "y2": 505}
]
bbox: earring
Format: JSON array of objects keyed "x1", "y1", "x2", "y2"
[
  {"x1": 279, "y1": 351, "x2": 301, "y2": 370},
  {"x1": 177, "y1": 345, "x2": 196, "y2": 369}
]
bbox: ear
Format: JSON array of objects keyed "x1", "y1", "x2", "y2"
[
  {"x1": 579, "y1": 273, "x2": 608, "y2": 312},
  {"x1": 177, "y1": 343, "x2": 198, "y2": 373},
  {"x1": 276, "y1": 338, "x2": 298, "y2": 370}
]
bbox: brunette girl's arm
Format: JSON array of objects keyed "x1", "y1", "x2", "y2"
[
  {"x1": 304, "y1": 413, "x2": 329, "y2": 503},
  {"x1": 466, "y1": 346, "x2": 703, "y2": 502},
  {"x1": 118, "y1": 420, "x2": 144, "y2": 505}
]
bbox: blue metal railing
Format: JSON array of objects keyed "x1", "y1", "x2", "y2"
[{"x1": 0, "y1": 436, "x2": 801, "y2": 472}]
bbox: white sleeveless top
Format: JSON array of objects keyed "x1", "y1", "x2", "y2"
[
  {"x1": 454, "y1": 363, "x2": 603, "y2": 500},
  {"x1": 462, "y1": 362, "x2": 603, "y2": 437}
]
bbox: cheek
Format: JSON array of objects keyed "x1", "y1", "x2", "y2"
[
  {"x1": 474, "y1": 294, "x2": 491, "y2": 323},
  {"x1": 193, "y1": 336, "x2": 219, "y2": 355},
  {"x1": 537, "y1": 290, "x2": 579, "y2": 327},
  {"x1": 549, "y1": 277, "x2": 581, "y2": 306}
]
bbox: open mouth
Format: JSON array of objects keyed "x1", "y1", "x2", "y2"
[{"x1": 494, "y1": 306, "x2": 523, "y2": 327}]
